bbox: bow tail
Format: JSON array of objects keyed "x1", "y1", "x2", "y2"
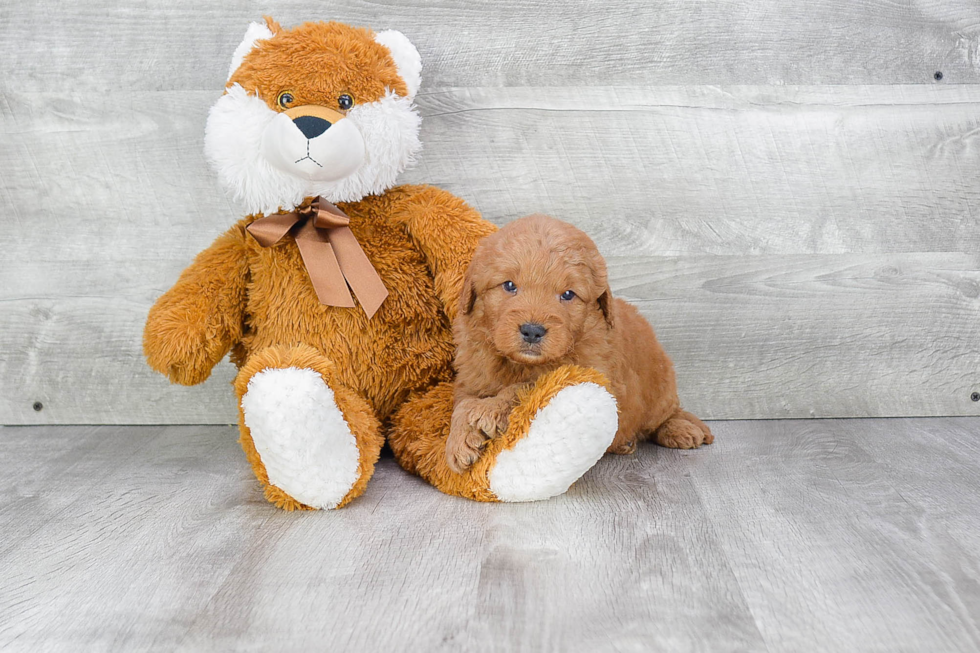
[
  {"x1": 328, "y1": 226, "x2": 390, "y2": 319},
  {"x1": 294, "y1": 222, "x2": 356, "y2": 308}
]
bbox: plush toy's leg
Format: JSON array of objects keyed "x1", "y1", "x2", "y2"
[
  {"x1": 234, "y1": 344, "x2": 383, "y2": 510},
  {"x1": 389, "y1": 365, "x2": 618, "y2": 502}
]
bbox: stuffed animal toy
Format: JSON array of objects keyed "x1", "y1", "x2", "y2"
[{"x1": 144, "y1": 17, "x2": 619, "y2": 509}]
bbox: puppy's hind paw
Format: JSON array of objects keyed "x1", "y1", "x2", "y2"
[
  {"x1": 654, "y1": 417, "x2": 709, "y2": 450},
  {"x1": 608, "y1": 439, "x2": 637, "y2": 455}
]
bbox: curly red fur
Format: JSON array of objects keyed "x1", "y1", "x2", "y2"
[{"x1": 447, "y1": 214, "x2": 713, "y2": 471}]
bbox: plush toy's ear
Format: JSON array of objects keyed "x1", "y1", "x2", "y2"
[
  {"x1": 228, "y1": 19, "x2": 276, "y2": 80},
  {"x1": 374, "y1": 30, "x2": 422, "y2": 100}
]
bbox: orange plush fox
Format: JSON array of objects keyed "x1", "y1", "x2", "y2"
[{"x1": 144, "y1": 18, "x2": 620, "y2": 509}]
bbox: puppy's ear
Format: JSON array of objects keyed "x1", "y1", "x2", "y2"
[
  {"x1": 459, "y1": 275, "x2": 478, "y2": 316},
  {"x1": 597, "y1": 287, "x2": 614, "y2": 327},
  {"x1": 584, "y1": 243, "x2": 614, "y2": 327}
]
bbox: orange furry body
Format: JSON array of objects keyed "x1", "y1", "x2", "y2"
[
  {"x1": 234, "y1": 189, "x2": 457, "y2": 419},
  {"x1": 447, "y1": 214, "x2": 712, "y2": 471},
  {"x1": 144, "y1": 184, "x2": 494, "y2": 510},
  {"x1": 145, "y1": 185, "x2": 492, "y2": 421}
]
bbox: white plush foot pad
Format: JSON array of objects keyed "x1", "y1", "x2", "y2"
[
  {"x1": 489, "y1": 382, "x2": 618, "y2": 502},
  {"x1": 241, "y1": 367, "x2": 361, "y2": 509}
]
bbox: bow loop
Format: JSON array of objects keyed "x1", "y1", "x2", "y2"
[
  {"x1": 246, "y1": 197, "x2": 388, "y2": 319},
  {"x1": 311, "y1": 202, "x2": 351, "y2": 229}
]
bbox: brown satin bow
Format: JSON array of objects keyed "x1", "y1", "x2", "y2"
[{"x1": 246, "y1": 197, "x2": 388, "y2": 319}]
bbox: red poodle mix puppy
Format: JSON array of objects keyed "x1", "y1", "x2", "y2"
[{"x1": 447, "y1": 214, "x2": 713, "y2": 472}]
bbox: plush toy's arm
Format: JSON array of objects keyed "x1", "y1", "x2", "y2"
[
  {"x1": 143, "y1": 222, "x2": 250, "y2": 385},
  {"x1": 392, "y1": 185, "x2": 496, "y2": 322}
]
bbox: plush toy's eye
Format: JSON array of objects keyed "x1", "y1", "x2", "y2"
[
  {"x1": 560, "y1": 290, "x2": 576, "y2": 301},
  {"x1": 502, "y1": 280, "x2": 517, "y2": 294},
  {"x1": 338, "y1": 94, "x2": 354, "y2": 110},
  {"x1": 277, "y1": 91, "x2": 295, "y2": 109}
]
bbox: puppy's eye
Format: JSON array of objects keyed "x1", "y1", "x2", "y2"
[
  {"x1": 560, "y1": 290, "x2": 576, "y2": 301},
  {"x1": 277, "y1": 91, "x2": 295, "y2": 109},
  {"x1": 338, "y1": 94, "x2": 354, "y2": 110},
  {"x1": 502, "y1": 280, "x2": 517, "y2": 294}
]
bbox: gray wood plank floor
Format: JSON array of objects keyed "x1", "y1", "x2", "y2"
[{"x1": 1, "y1": 418, "x2": 978, "y2": 652}]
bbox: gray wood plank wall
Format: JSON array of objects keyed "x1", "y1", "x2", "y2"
[{"x1": 1, "y1": 1, "x2": 978, "y2": 424}]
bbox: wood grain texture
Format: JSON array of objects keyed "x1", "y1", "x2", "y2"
[
  {"x1": 613, "y1": 252, "x2": 980, "y2": 420},
  {"x1": 2, "y1": 253, "x2": 978, "y2": 423},
  {"x1": 2, "y1": 0, "x2": 980, "y2": 424},
  {"x1": 413, "y1": 85, "x2": 980, "y2": 256},
  {"x1": 4, "y1": 85, "x2": 979, "y2": 261},
  {"x1": 1, "y1": 0, "x2": 978, "y2": 91},
  {"x1": 2, "y1": 420, "x2": 979, "y2": 651},
  {"x1": 2, "y1": 83, "x2": 978, "y2": 423},
  {"x1": 690, "y1": 418, "x2": 980, "y2": 653}
]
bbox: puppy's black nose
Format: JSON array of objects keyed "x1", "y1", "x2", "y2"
[
  {"x1": 293, "y1": 115, "x2": 331, "y2": 139},
  {"x1": 520, "y1": 323, "x2": 547, "y2": 344}
]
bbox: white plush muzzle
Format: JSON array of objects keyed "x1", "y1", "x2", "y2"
[
  {"x1": 260, "y1": 113, "x2": 366, "y2": 182},
  {"x1": 204, "y1": 86, "x2": 422, "y2": 215}
]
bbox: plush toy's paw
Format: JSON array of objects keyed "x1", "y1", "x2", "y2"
[
  {"x1": 388, "y1": 365, "x2": 618, "y2": 503},
  {"x1": 489, "y1": 380, "x2": 618, "y2": 502},
  {"x1": 654, "y1": 411, "x2": 714, "y2": 450},
  {"x1": 143, "y1": 303, "x2": 224, "y2": 386},
  {"x1": 241, "y1": 367, "x2": 363, "y2": 509}
]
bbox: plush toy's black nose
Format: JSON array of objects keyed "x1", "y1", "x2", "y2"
[
  {"x1": 293, "y1": 115, "x2": 331, "y2": 139},
  {"x1": 520, "y1": 323, "x2": 547, "y2": 344}
]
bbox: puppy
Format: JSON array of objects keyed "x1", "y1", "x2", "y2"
[{"x1": 447, "y1": 214, "x2": 713, "y2": 473}]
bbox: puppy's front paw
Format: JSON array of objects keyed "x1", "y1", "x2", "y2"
[
  {"x1": 446, "y1": 424, "x2": 487, "y2": 473},
  {"x1": 447, "y1": 403, "x2": 490, "y2": 473},
  {"x1": 466, "y1": 396, "x2": 512, "y2": 438}
]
